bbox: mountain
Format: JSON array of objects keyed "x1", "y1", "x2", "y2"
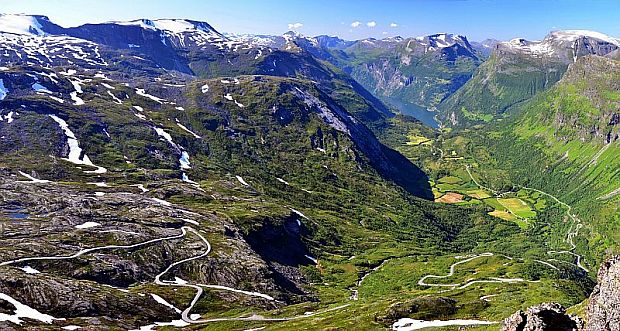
[
  {"x1": 289, "y1": 33, "x2": 482, "y2": 127},
  {"x1": 439, "y1": 30, "x2": 620, "y2": 126},
  {"x1": 217, "y1": 31, "x2": 482, "y2": 126},
  {"x1": 0, "y1": 13, "x2": 65, "y2": 35},
  {"x1": 0, "y1": 13, "x2": 517, "y2": 330}
]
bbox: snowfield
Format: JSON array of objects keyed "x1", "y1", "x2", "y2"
[{"x1": 48, "y1": 115, "x2": 107, "y2": 174}]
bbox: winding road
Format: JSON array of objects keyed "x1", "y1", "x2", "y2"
[
  {"x1": 418, "y1": 253, "x2": 494, "y2": 288},
  {"x1": 0, "y1": 217, "x2": 349, "y2": 329},
  {"x1": 417, "y1": 253, "x2": 539, "y2": 290},
  {"x1": 515, "y1": 184, "x2": 589, "y2": 273}
]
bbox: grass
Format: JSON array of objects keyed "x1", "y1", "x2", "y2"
[
  {"x1": 438, "y1": 176, "x2": 463, "y2": 184},
  {"x1": 467, "y1": 189, "x2": 492, "y2": 199},
  {"x1": 488, "y1": 210, "x2": 516, "y2": 221},
  {"x1": 482, "y1": 198, "x2": 507, "y2": 212},
  {"x1": 497, "y1": 198, "x2": 537, "y2": 219},
  {"x1": 406, "y1": 134, "x2": 431, "y2": 146}
]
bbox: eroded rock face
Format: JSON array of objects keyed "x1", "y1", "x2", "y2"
[
  {"x1": 585, "y1": 255, "x2": 620, "y2": 331},
  {"x1": 502, "y1": 302, "x2": 583, "y2": 331}
]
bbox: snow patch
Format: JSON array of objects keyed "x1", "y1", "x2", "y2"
[
  {"x1": 32, "y1": 83, "x2": 52, "y2": 94},
  {"x1": 151, "y1": 198, "x2": 172, "y2": 207},
  {"x1": 179, "y1": 151, "x2": 191, "y2": 169},
  {"x1": 291, "y1": 208, "x2": 309, "y2": 220},
  {"x1": 0, "y1": 14, "x2": 46, "y2": 36},
  {"x1": 305, "y1": 255, "x2": 318, "y2": 264},
  {"x1": 0, "y1": 292, "x2": 60, "y2": 325},
  {"x1": 176, "y1": 121, "x2": 201, "y2": 138},
  {"x1": 136, "y1": 88, "x2": 164, "y2": 103},
  {"x1": 2, "y1": 111, "x2": 15, "y2": 123},
  {"x1": 236, "y1": 175, "x2": 249, "y2": 186},
  {"x1": 48, "y1": 115, "x2": 107, "y2": 174},
  {"x1": 17, "y1": 171, "x2": 50, "y2": 183},
  {"x1": 18, "y1": 266, "x2": 40, "y2": 274},
  {"x1": 0, "y1": 79, "x2": 8, "y2": 100},
  {"x1": 392, "y1": 318, "x2": 497, "y2": 330},
  {"x1": 107, "y1": 91, "x2": 122, "y2": 104},
  {"x1": 153, "y1": 127, "x2": 192, "y2": 170},
  {"x1": 75, "y1": 221, "x2": 101, "y2": 229},
  {"x1": 150, "y1": 293, "x2": 181, "y2": 313}
]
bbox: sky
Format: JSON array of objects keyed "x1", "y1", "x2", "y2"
[{"x1": 1, "y1": 0, "x2": 620, "y2": 41}]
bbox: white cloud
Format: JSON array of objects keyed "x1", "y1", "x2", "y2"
[
  {"x1": 382, "y1": 31, "x2": 388, "y2": 35},
  {"x1": 288, "y1": 22, "x2": 303, "y2": 30},
  {"x1": 390, "y1": 23, "x2": 398, "y2": 28},
  {"x1": 350, "y1": 21, "x2": 361, "y2": 28},
  {"x1": 367, "y1": 21, "x2": 377, "y2": 28}
]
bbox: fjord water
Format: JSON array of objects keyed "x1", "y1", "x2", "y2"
[{"x1": 384, "y1": 96, "x2": 439, "y2": 128}]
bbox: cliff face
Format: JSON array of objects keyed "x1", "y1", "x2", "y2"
[{"x1": 585, "y1": 255, "x2": 620, "y2": 331}]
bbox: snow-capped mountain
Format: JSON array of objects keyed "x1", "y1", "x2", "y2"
[
  {"x1": 0, "y1": 14, "x2": 275, "y2": 75},
  {"x1": 499, "y1": 30, "x2": 620, "y2": 63},
  {"x1": 0, "y1": 13, "x2": 64, "y2": 36},
  {"x1": 0, "y1": 14, "x2": 109, "y2": 68},
  {"x1": 413, "y1": 33, "x2": 472, "y2": 52},
  {"x1": 102, "y1": 18, "x2": 228, "y2": 48}
]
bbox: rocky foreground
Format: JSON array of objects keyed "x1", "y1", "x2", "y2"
[{"x1": 503, "y1": 255, "x2": 620, "y2": 331}]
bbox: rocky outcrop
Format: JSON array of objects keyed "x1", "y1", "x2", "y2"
[
  {"x1": 585, "y1": 255, "x2": 620, "y2": 331},
  {"x1": 502, "y1": 303, "x2": 583, "y2": 331},
  {"x1": 375, "y1": 296, "x2": 457, "y2": 327}
]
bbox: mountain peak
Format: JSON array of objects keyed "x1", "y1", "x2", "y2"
[
  {"x1": 547, "y1": 29, "x2": 620, "y2": 45},
  {"x1": 106, "y1": 18, "x2": 220, "y2": 36},
  {"x1": 500, "y1": 29, "x2": 620, "y2": 62},
  {"x1": 0, "y1": 13, "x2": 50, "y2": 36},
  {"x1": 415, "y1": 33, "x2": 469, "y2": 48}
]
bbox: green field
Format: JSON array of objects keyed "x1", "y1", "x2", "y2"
[{"x1": 498, "y1": 198, "x2": 537, "y2": 219}]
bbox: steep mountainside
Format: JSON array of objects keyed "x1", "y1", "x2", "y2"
[{"x1": 440, "y1": 30, "x2": 620, "y2": 127}]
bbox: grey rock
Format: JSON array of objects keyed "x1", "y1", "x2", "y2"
[
  {"x1": 585, "y1": 255, "x2": 620, "y2": 331},
  {"x1": 502, "y1": 302, "x2": 583, "y2": 331}
]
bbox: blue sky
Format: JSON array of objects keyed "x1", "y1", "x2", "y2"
[{"x1": 2, "y1": 0, "x2": 620, "y2": 41}]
